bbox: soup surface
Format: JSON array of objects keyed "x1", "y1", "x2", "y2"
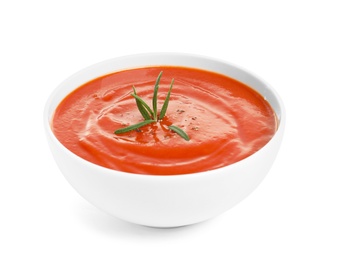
[{"x1": 52, "y1": 66, "x2": 277, "y2": 175}]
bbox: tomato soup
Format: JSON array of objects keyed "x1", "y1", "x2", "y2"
[{"x1": 52, "y1": 67, "x2": 277, "y2": 175}]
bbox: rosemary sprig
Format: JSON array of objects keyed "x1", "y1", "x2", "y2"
[{"x1": 114, "y1": 72, "x2": 190, "y2": 141}]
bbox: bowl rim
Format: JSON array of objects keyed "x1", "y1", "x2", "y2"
[{"x1": 44, "y1": 52, "x2": 286, "y2": 179}]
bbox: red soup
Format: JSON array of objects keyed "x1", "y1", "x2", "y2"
[{"x1": 52, "y1": 66, "x2": 277, "y2": 175}]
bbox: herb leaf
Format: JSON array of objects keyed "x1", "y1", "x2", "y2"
[
  {"x1": 114, "y1": 120, "x2": 156, "y2": 134},
  {"x1": 159, "y1": 78, "x2": 174, "y2": 120},
  {"x1": 152, "y1": 71, "x2": 162, "y2": 121},
  {"x1": 133, "y1": 86, "x2": 151, "y2": 120},
  {"x1": 131, "y1": 93, "x2": 154, "y2": 118},
  {"x1": 168, "y1": 125, "x2": 190, "y2": 141}
]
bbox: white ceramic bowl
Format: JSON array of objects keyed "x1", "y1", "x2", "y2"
[{"x1": 44, "y1": 53, "x2": 285, "y2": 228}]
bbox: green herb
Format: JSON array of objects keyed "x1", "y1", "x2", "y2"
[
  {"x1": 114, "y1": 120, "x2": 156, "y2": 134},
  {"x1": 152, "y1": 71, "x2": 162, "y2": 121},
  {"x1": 131, "y1": 92, "x2": 154, "y2": 119},
  {"x1": 132, "y1": 86, "x2": 151, "y2": 120},
  {"x1": 114, "y1": 71, "x2": 190, "y2": 141},
  {"x1": 168, "y1": 125, "x2": 190, "y2": 141},
  {"x1": 159, "y1": 79, "x2": 174, "y2": 120}
]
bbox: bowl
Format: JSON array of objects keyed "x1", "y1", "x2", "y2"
[{"x1": 44, "y1": 53, "x2": 285, "y2": 228}]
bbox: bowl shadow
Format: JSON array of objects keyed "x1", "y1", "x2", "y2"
[{"x1": 74, "y1": 201, "x2": 213, "y2": 239}]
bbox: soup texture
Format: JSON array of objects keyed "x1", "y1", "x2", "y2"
[{"x1": 52, "y1": 66, "x2": 277, "y2": 175}]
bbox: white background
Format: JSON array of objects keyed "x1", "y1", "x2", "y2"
[{"x1": 1, "y1": 0, "x2": 338, "y2": 259}]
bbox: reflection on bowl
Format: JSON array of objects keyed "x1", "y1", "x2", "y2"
[{"x1": 44, "y1": 53, "x2": 285, "y2": 228}]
